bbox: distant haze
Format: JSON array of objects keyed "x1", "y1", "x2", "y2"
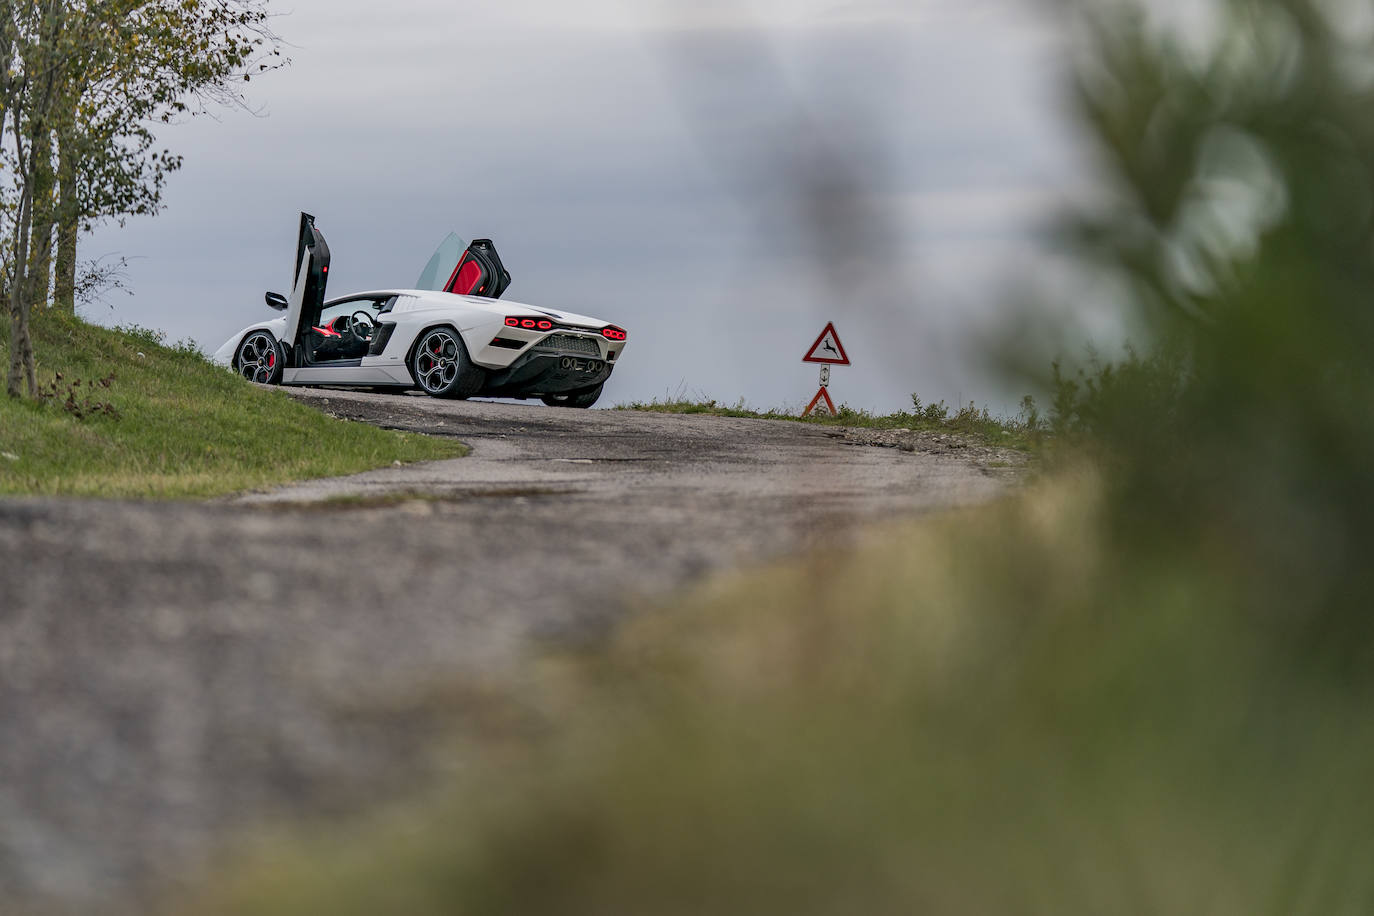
[{"x1": 86, "y1": 0, "x2": 1093, "y2": 413}]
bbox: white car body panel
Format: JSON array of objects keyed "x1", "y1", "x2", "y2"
[
  {"x1": 213, "y1": 290, "x2": 627, "y2": 391},
  {"x1": 212, "y1": 317, "x2": 287, "y2": 367},
  {"x1": 211, "y1": 289, "x2": 626, "y2": 373},
  {"x1": 214, "y1": 218, "x2": 627, "y2": 404}
]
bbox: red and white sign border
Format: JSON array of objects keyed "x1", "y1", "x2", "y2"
[
  {"x1": 803, "y1": 386, "x2": 837, "y2": 417},
  {"x1": 802, "y1": 322, "x2": 851, "y2": 366}
]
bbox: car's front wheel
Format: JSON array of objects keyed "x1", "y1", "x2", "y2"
[
  {"x1": 235, "y1": 331, "x2": 285, "y2": 385},
  {"x1": 410, "y1": 327, "x2": 484, "y2": 399},
  {"x1": 541, "y1": 383, "x2": 604, "y2": 409}
]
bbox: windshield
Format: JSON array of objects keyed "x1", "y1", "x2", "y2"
[{"x1": 415, "y1": 232, "x2": 467, "y2": 291}]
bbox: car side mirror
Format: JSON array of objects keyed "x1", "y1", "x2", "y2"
[{"x1": 265, "y1": 291, "x2": 288, "y2": 311}]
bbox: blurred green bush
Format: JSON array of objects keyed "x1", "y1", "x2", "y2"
[{"x1": 1053, "y1": 0, "x2": 1374, "y2": 658}]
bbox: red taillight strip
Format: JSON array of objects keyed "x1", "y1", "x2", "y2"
[
  {"x1": 504, "y1": 316, "x2": 563, "y2": 332},
  {"x1": 505, "y1": 316, "x2": 625, "y2": 341}
]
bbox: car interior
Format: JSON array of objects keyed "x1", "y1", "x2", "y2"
[{"x1": 306, "y1": 296, "x2": 394, "y2": 363}]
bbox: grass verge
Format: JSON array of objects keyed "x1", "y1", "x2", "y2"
[
  {"x1": 0, "y1": 312, "x2": 464, "y2": 499},
  {"x1": 617, "y1": 394, "x2": 1043, "y2": 451}
]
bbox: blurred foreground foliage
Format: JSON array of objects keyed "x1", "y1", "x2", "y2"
[
  {"x1": 191, "y1": 0, "x2": 1374, "y2": 912},
  {"x1": 197, "y1": 482, "x2": 1374, "y2": 914},
  {"x1": 1052, "y1": 0, "x2": 1374, "y2": 659}
]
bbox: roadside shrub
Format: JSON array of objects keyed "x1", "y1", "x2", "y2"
[
  {"x1": 114, "y1": 322, "x2": 210, "y2": 365},
  {"x1": 910, "y1": 395, "x2": 950, "y2": 423},
  {"x1": 114, "y1": 322, "x2": 169, "y2": 351},
  {"x1": 1015, "y1": 394, "x2": 1040, "y2": 432},
  {"x1": 1044, "y1": 0, "x2": 1374, "y2": 657}
]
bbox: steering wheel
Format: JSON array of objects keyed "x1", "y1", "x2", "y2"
[{"x1": 349, "y1": 310, "x2": 376, "y2": 343}]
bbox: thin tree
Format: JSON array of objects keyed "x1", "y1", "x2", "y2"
[
  {"x1": 2, "y1": 0, "x2": 65, "y2": 397},
  {"x1": 49, "y1": 1, "x2": 282, "y2": 315},
  {"x1": 1, "y1": 0, "x2": 283, "y2": 397}
]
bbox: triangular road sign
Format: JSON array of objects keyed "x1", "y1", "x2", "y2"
[
  {"x1": 803, "y1": 387, "x2": 837, "y2": 417},
  {"x1": 803, "y1": 322, "x2": 850, "y2": 365}
]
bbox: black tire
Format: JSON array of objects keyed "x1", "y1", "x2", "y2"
[
  {"x1": 410, "y1": 326, "x2": 484, "y2": 399},
  {"x1": 541, "y1": 383, "x2": 604, "y2": 409},
  {"x1": 234, "y1": 330, "x2": 285, "y2": 385}
]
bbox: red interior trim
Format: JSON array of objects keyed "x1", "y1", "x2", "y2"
[
  {"x1": 445, "y1": 256, "x2": 485, "y2": 295},
  {"x1": 452, "y1": 260, "x2": 484, "y2": 295}
]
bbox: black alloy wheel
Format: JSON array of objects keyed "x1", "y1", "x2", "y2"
[
  {"x1": 410, "y1": 327, "x2": 484, "y2": 398},
  {"x1": 235, "y1": 331, "x2": 285, "y2": 385}
]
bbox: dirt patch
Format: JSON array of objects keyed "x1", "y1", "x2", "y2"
[{"x1": 840, "y1": 426, "x2": 1031, "y2": 467}]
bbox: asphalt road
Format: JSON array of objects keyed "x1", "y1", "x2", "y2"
[{"x1": 0, "y1": 390, "x2": 1025, "y2": 913}]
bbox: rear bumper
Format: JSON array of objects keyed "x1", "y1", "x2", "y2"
[{"x1": 482, "y1": 351, "x2": 613, "y2": 397}]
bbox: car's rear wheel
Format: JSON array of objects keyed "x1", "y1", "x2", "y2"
[
  {"x1": 542, "y1": 383, "x2": 604, "y2": 409},
  {"x1": 235, "y1": 331, "x2": 285, "y2": 385},
  {"x1": 410, "y1": 327, "x2": 484, "y2": 399}
]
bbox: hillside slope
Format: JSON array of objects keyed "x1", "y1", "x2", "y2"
[{"x1": 0, "y1": 313, "x2": 463, "y2": 499}]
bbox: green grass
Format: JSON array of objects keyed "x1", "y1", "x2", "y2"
[
  {"x1": 0, "y1": 311, "x2": 464, "y2": 499},
  {"x1": 617, "y1": 394, "x2": 1043, "y2": 451}
]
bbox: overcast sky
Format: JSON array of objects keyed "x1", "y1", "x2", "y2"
[{"x1": 86, "y1": 0, "x2": 1096, "y2": 413}]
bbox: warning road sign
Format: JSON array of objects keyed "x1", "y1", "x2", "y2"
[
  {"x1": 804, "y1": 387, "x2": 837, "y2": 417},
  {"x1": 803, "y1": 322, "x2": 850, "y2": 365}
]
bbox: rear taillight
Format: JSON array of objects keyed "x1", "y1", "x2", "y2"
[
  {"x1": 601, "y1": 326, "x2": 627, "y2": 341},
  {"x1": 505, "y1": 317, "x2": 555, "y2": 331}
]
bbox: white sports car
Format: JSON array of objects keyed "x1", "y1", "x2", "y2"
[{"x1": 212, "y1": 213, "x2": 628, "y2": 407}]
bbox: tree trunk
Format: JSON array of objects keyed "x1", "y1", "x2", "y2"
[
  {"x1": 27, "y1": 126, "x2": 55, "y2": 313},
  {"x1": 8, "y1": 183, "x2": 36, "y2": 398},
  {"x1": 54, "y1": 124, "x2": 77, "y2": 314},
  {"x1": 5, "y1": 0, "x2": 62, "y2": 396}
]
